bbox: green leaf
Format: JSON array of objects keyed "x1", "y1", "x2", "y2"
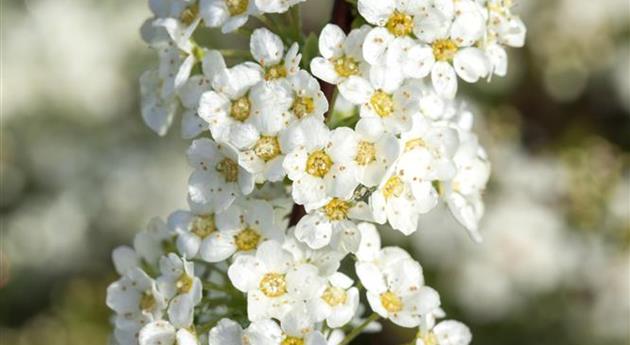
[{"x1": 301, "y1": 33, "x2": 319, "y2": 72}]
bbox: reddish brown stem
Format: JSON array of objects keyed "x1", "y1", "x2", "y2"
[{"x1": 289, "y1": 0, "x2": 354, "y2": 227}]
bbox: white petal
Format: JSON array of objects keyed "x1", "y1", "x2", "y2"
[
  {"x1": 181, "y1": 110, "x2": 207, "y2": 139},
  {"x1": 200, "y1": 232, "x2": 237, "y2": 262},
  {"x1": 453, "y1": 48, "x2": 490, "y2": 83},
  {"x1": 256, "y1": 240, "x2": 293, "y2": 272},
  {"x1": 208, "y1": 318, "x2": 243, "y2": 345},
  {"x1": 431, "y1": 62, "x2": 457, "y2": 99},
  {"x1": 202, "y1": 49, "x2": 227, "y2": 80},
  {"x1": 319, "y1": 24, "x2": 346, "y2": 59},
  {"x1": 311, "y1": 57, "x2": 342, "y2": 84},
  {"x1": 250, "y1": 28, "x2": 285, "y2": 67},
  {"x1": 338, "y1": 76, "x2": 373, "y2": 105},
  {"x1": 139, "y1": 321, "x2": 175, "y2": 345},
  {"x1": 112, "y1": 246, "x2": 139, "y2": 275},
  {"x1": 287, "y1": 264, "x2": 326, "y2": 299},
  {"x1": 228, "y1": 254, "x2": 264, "y2": 292},
  {"x1": 362, "y1": 27, "x2": 394, "y2": 65},
  {"x1": 433, "y1": 320, "x2": 472, "y2": 345},
  {"x1": 295, "y1": 213, "x2": 333, "y2": 249},
  {"x1": 200, "y1": 0, "x2": 229, "y2": 28},
  {"x1": 357, "y1": 0, "x2": 394, "y2": 26},
  {"x1": 168, "y1": 294, "x2": 195, "y2": 328},
  {"x1": 355, "y1": 262, "x2": 386, "y2": 293}
]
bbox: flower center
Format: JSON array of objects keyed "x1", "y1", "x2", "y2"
[
  {"x1": 216, "y1": 158, "x2": 239, "y2": 183},
  {"x1": 332, "y1": 55, "x2": 360, "y2": 78},
  {"x1": 176, "y1": 273, "x2": 194, "y2": 294},
  {"x1": 179, "y1": 3, "x2": 199, "y2": 25},
  {"x1": 265, "y1": 64, "x2": 287, "y2": 80},
  {"x1": 306, "y1": 150, "x2": 333, "y2": 177},
  {"x1": 382, "y1": 175, "x2": 404, "y2": 199},
  {"x1": 139, "y1": 291, "x2": 156, "y2": 311},
  {"x1": 370, "y1": 90, "x2": 394, "y2": 117},
  {"x1": 254, "y1": 136, "x2": 281, "y2": 161},
  {"x1": 281, "y1": 337, "x2": 305, "y2": 345},
  {"x1": 292, "y1": 96, "x2": 315, "y2": 118},
  {"x1": 420, "y1": 332, "x2": 438, "y2": 345},
  {"x1": 191, "y1": 214, "x2": 216, "y2": 238},
  {"x1": 380, "y1": 291, "x2": 403, "y2": 313},
  {"x1": 225, "y1": 0, "x2": 249, "y2": 16},
  {"x1": 234, "y1": 228, "x2": 262, "y2": 251},
  {"x1": 432, "y1": 39, "x2": 459, "y2": 61},
  {"x1": 404, "y1": 138, "x2": 426, "y2": 152},
  {"x1": 386, "y1": 11, "x2": 414, "y2": 37},
  {"x1": 230, "y1": 96, "x2": 251, "y2": 122},
  {"x1": 355, "y1": 141, "x2": 376, "y2": 165},
  {"x1": 324, "y1": 198, "x2": 350, "y2": 221},
  {"x1": 321, "y1": 286, "x2": 348, "y2": 306},
  {"x1": 259, "y1": 273, "x2": 287, "y2": 298}
]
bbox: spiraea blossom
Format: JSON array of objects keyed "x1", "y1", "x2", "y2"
[{"x1": 109, "y1": 0, "x2": 526, "y2": 344}]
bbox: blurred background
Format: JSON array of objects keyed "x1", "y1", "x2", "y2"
[{"x1": 1, "y1": 0, "x2": 628, "y2": 344}]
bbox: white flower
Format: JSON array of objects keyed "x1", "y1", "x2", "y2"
[
  {"x1": 140, "y1": 69, "x2": 178, "y2": 136},
  {"x1": 370, "y1": 164, "x2": 437, "y2": 235},
  {"x1": 112, "y1": 245, "x2": 141, "y2": 275},
  {"x1": 358, "y1": 0, "x2": 434, "y2": 74},
  {"x1": 177, "y1": 50, "x2": 227, "y2": 139},
  {"x1": 255, "y1": 0, "x2": 306, "y2": 14},
  {"x1": 284, "y1": 70, "x2": 329, "y2": 123},
  {"x1": 279, "y1": 308, "x2": 329, "y2": 345},
  {"x1": 140, "y1": 38, "x2": 199, "y2": 136},
  {"x1": 187, "y1": 138, "x2": 256, "y2": 213},
  {"x1": 142, "y1": 0, "x2": 201, "y2": 48},
  {"x1": 370, "y1": 116, "x2": 458, "y2": 235},
  {"x1": 282, "y1": 228, "x2": 345, "y2": 277},
  {"x1": 346, "y1": 118, "x2": 400, "y2": 187},
  {"x1": 399, "y1": 116, "x2": 459, "y2": 182},
  {"x1": 139, "y1": 320, "x2": 199, "y2": 345},
  {"x1": 231, "y1": 84, "x2": 293, "y2": 182},
  {"x1": 208, "y1": 318, "x2": 283, "y2": 345},
  {"x1": 158, "y1": 41, "x2": 197, "y2": 99},
  {"x1": 443, "y1": 131, "x2": 490, "y2": 242},
  {"x1": 311, "y1": 24, "x2": 371, "y2": 87},
  {"x1": 339, "y1": 66, "x2": 416, "y2": 134},
  {"x1": 357, "y1": 252, "x2": 440, "y2": 328},
  {"x1": 414, "y1": 0, "x2": 490, "y2": 98},
  {"x1": 227, "y1": 240, "x2": 325, "y2": 322},
  {"x1": 294, "y1": 196, "x2": 364, "y2": 252},
  {"x1": 134, "y1": 217, "x2": 177, "y2": 268},
  {"x1": 177, "y1": 199, "x2": 282, "y2": 262},
  {"x1": 107, "y1": 267, "x2": 167, "y2": 345},
  {"x1": 250, "y1": 28, "x2": 301, "y2": 82},
  {"x1": 198, "y1": 61, "x2": 264, "y2": 144},
  {"x1": 478, "y1": 0, "x2": 527, "y2": 76},
  {"x1": 310, "y1": 272, "x2": 360, "y2": 328},
  {"x1": 157, "y1": 254, "x2": 203, "y2": 328},
  {"x1": 199, "y1": 0, "x2": 259, "y2": 33},
  {"x1": 283, "y1": 117, "x2": 359, "y2": 207},
  {"x1": 416, "y1": 319, "x2": 472, "y2": 345}
]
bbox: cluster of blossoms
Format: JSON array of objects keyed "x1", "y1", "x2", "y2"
[{"x1": 110, "y1": 0, "x2": 526, "y2": 344}]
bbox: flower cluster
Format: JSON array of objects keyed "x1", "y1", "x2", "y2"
[{"x1": 109, "y1": 0, "x2": 526, "y2": 344}]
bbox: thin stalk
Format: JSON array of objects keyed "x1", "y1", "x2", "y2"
[
  {"x1": 219, "y1": 49, "x2": 252, "y2": 59},
  {"x1": 338, "y1": 313, "x2": 380, "y2": 345}
]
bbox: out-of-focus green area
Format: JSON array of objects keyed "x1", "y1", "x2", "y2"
[{"x1": 1, "y1": 0, "x2": 628, "y2": 344}]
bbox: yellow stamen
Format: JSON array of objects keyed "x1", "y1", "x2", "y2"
[
  {"x1": 306, "y1": 150, "x2": 333, "y2": 177},
  {"x1": 259, "y1": 273, "x2": 287, "y2": 297}
]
